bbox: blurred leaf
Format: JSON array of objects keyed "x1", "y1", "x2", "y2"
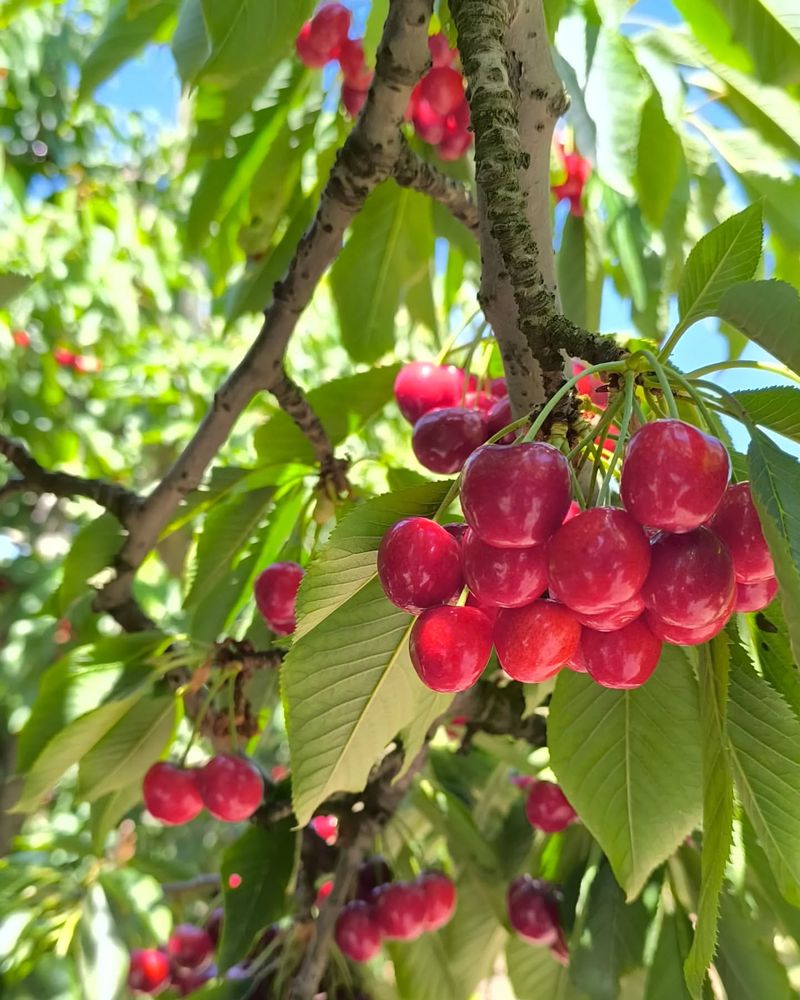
[
  {"x1": 636, "y1": 92, "x2": 683, "y2": 228},
  {"x1": 171, "y1": 0, "x2": 210, "y2": 84},
  {"x1": 719, "y1": 280, "x2": 800, "y2": 374},
  {"x1": 388, "y1": 934, "x2": 458, "y2": 1000},
  {"x1": 507, "y1": 934, "x2": 588, "y2": 999},
  {"x1": 646, "y1": 910, "x2": 693, "y2": 1000},
  {"x1": 557, "y1": 213, "x2": 603, "y2": 331},
  {"x1": 715, "y1": 891, "x2": 794, "y2": 999},
  {"x1": 0, "y1": 271, "x2": 32, "y2": 305},
  {"x1": 712, "y1": 0, "x2": 800, "y2": 85},
  {"x1": 76, "y1": 884, "x2": 127, "y2": 1000},
  {"x1": 58, "y1": 513, "x2": 124, "y2": 614},
  {"x1": 90, "y1": 782, "x2": 143, "y2": 851},
  {"x1": 732, "y1": 386, "x2": 800, "y2": 444}
]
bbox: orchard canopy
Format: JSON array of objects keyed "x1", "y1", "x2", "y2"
[{"x1": 4, "y1": 0, "x2": 800, "y2": 998}]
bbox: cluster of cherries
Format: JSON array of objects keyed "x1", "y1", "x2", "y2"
[
  {"x1": 142, "y1": 754, "x2": 264, "y2": 826},
  {"x1": 8, "y1": 328, "x2": 101, "y2": 372},
  {"x1": 127, "y1": 920, "x2": 221, "y2": 996},
  {"x1": 295, "y1": 3, "x2": 374, "y2": 118},
  {"x1": 334, "y1": 855, "x2": 457, "y2": 963}
]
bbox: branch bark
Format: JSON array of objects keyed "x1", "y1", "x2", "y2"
[{"x1": 393, "y1": 140, "x2": 479, "y2": 232}]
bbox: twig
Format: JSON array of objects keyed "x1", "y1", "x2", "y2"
[
  {"x1": 161, "y1": 873, "x2": 221, "y2": 896},
  {"x1": 393, "y1": 140, "x2": 479, "y2": 232}
]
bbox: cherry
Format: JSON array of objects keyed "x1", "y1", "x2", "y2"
[
  {"x1": 464, "y1": 389, "x2": 495, "y2": 416},
  {"x1": 644, "y1": 606, "x2": 731, "y2": 646},
  {"x1": 373, "y1": 882, "x2": 427, "y2": 941},
  {"x1": 552, "y1": 150, "x2": 591, "y2": 216},
  {"x1": 735, "y1": 576, "x2": 778, "y2": 613},
  {"x1": 295, "y1": 22, "x2": 330, "y2": 68},
  {"x1": 308, "y1": 3, "x2": 351, "y2": 53},
  {"x1": 438, "y1": 124, "x2": 472, "y2": 161},
  {"x1": 460, "y1": 443, "x2": 571, "y2": 548},
  {"x1": 127, "y1": 949, "x2": 171, "y2": 995},
  {"x1": 417, "y1": 871, "x2": 457, "y2": 930},
  {"x1": 461, "y1": 529, "x2": 548, "y2": 608},
  {"x1": 11, "y1": 329, "x2": 30, "y2": 347},
  {"x1": 411, "y1": 96, "x2": 445, "y2": 144},
  {"x1": 409, "y1": 606, "x2": 493, "y2": 693},
  {"x1": 490, "y1": 378, "x2": 508, "y2": 398},
  {"x1": 254, "y1": 562, "x2": 304, "y2": 634},
  {"x1": 204, "y1": 907, "x2": 223, "y2": 947},
  {"x1": 377, "y1": 517, "x2": 463, "y2": 613},
  {"x1": 486, "y1": 396, "x2": 516, "y2": 443},
  {"x1": 357, "y1": 855, "x2": 393, "y2": 902},
  {"x1": 547, "y1": 507, "x2": 651, "y2": 615},
  {"x1": 524, "y1": 781, "x2": 577, "y2": 834},
  {"x1": 142, "y1": 762, "x2": 203, "y2": 825},
  {"x1": 173, "y1": 965, "x2": 216, "y2": 996},
  {"x1": 707, "y1": 483, "x2": 774, "y2": 584},
  {"x1": 442, "y1": 521, "x2": 468, "y2": 544},
  {"x1": 620, "y1": 420, "x2": 730, "y2": 533},
  {"x1": 168, "y1": 925, "x2": 214, "y2": 970},
  {"x1": 196, "y1": 754, "x2": 263, "y2": 822},
  {"x1": 563, "y1": 501, "x2": 581, "y2": 523},
  {"x1": 310, "y1": 814, "x2": 339, "y2": 845},
  {"x1": 412, "y1": 406, "x2": 488, "y2": 474},
  {"x1": 573, "y1": 592, "x2": 645, "y2": 632},
  {"x1": 565, "y1": 640, "x2": 588, "y2": 673},
  {"x1": 315, "y1": 879, "x2": 334, "y2": 907},
  {"x1": 393, "y1": 361, "x2": 463, "y2": 424},
  {"x1": 493, "y1": 600, "x2": 580, "y2": 682},
  {"x1": 465, "y1": 591, "x2": 500, "y2": 625},
  {"x1": 342, "y1": 83, "x2": 369, "y2": 117},
  {"x1": 572, "y1": 359, "x2": 608, "y2": 409},
  {"x1": 428, "y1": 32, "x2": 456, "y2": 67},
  {"x1": 54, "y1": 346, "x2": 77, "y2": 367},
  {"x1": 420, "y1": 66, "x2": 464, "y2": 115},
  {"x1": 506, "y1": 876, "x2": 561, "y2": 945},
  {"x1": 335, "y1": 900, "x2": 382, "y2": 962},
  {"x1": 582, "y1": 619, "x2": 662, "y2": 689},
  {"x1": 338, "y1": 38, "x2": 369, "y2": 86},
  {"x1": 642, "y1": 527, "x2": 736, "y2": 628}
]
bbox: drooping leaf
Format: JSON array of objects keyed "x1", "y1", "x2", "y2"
[
  {"x1": 58, "y1": 513, "x2": 124, "y2": 614},
  {"x1": 557, "y1": 213, "x2": 604, "y2": 331},
  {"x1": 506, "y1": 933, "x2": 588, "y2": 999},
  {"x1": 548, "y1": 647, "x2": 702, "y2": 900},
  {"x1": 645, "y1": 909, "x2": 693, "y2": 1000},
  {"x1": 171, "y1": 0, "x2": 210, "y2": 84},
  {"x1": 714, "y1": 891, "x2": 794, "y2": 999},
  {"x1": 636, "y1": 91, "x2": 684, "y2": 228},
  {"x1": 719, "y1": 280, "x2": 800, "y2": 375},
  {"x1": 732, "y1": 386, "x2": 800, "y2": 445}
]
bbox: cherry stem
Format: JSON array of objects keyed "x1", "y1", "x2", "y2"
[
  {"x1": 226, "y1": 679, "x2": 238, "y2": 750},
  {"x1": 599, "y1": 372, "x2": 636, "y2": 506},
  {"x1": 664, "y1": 369, "x2": 720, "y2": 431},
  {"x1": 179, "y1": 669, "x2": 231, "y2": 766},
  {"x1": 568, "y1": 392, "x2": 626, "y2": 462},
  {"x1": 638, "y1": 350, "x2": 680, "y2": 420},
  {"x1": 521, "y1": 362, "x2": 627, "y2": 444},
  {"x1": 657, "y1": 315, "x2": 690, "y2": 363},
  {"x1": 684, "y1": 359, "x2": 800, "y2": 386},
  {"x1": 435, "y1": 308, "x2": 483, "y2": 365},
  {"x1": 693, "y1": 379, "x2": 758, "y2": 432}
]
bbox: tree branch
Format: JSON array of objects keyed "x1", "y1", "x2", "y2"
[{"x1": 393, "y1": 140, "x2": 479, "y2": 232}]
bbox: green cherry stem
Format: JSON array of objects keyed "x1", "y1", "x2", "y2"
[
  {"x1": 639, "y1": 350, "x2": 680, "y2": 420},
  {"x1": 521, "y1": 361, "x2": 627, "y2": 444},
  {"x1": 599, "y1": 372, "x2": 636, "y2": 506},
  {"x1": 684, "y1": 359, "x2": 800, "y2": 386},
  {"x1": 179, "y1": 668, "x2": 232, "y2": 766}
]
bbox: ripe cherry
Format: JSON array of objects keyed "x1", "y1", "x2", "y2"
[
  {"x1": 316, "y1": 879, "x2": 334, "y2": 906},
  {"x1": 338, "y1": 38, "x2": 369, "y2": 85},
  {"x1": 546, "y1": 507, "x2": 651, "y2": 615},
  {"x1": 735, "y1": 576, "x2": 778, "y2": 613},
  {"x1": 506, "y1": 876, "x2": 561, "y2": 945},
  {"x1": 342, "y1": 83, "x2": 369, "y2": 117},
  {"x1": 308, "y1": 3, "x2": 351, "y2": 53},
  {"x1": 357, "y1": 855, "x2": 393, "y2": 901},
  {"x1": 572, "y1": 360, "x2": 608, "y2": 410},
  {"x1": 573, "y1": 592, "x2": 645, "y2": 632},
  {"x1": 254, "y1": 562, "x2": 304, "y2": 634},
  {"x1": 409, "y1": 606, "x2": 493, "y2": 693},
  {"x1": 642, "y1": 527, "x2": 736, "y2": 628},
  {"x1": 438, "y1": 123, "x2": 472, "y2": 161},
  {"x1": 335, "y1": 900, "x2": 382, "y2": 962},
  {"x1": 411, "y1": 95, "x2": 445, "y2": 144},
  {"x1": 378, "y1": 517, "x2": 463, "y2": 614},
  {"x1": 461, "y1": 529, "x2": 547, "y2": 608},
  {"x1": 11, "y1": 329, "x2": 30, "y2": 347},
  {"x1": 420, "y1": 66, "x2": 464, "y2": 115},
  {"x1": 204, "y1": 907, "x2": 223, "y2": 946},
  {"x1": 525, "y1": 781, "x2": 577, "y2": 834},
  {"x1": 493, "y1": 600, "x2": 580, "y2": 682},
  {"x1": 373, "y1": 882, "x2": 427, "y2": 941},
  {"x1": 142, "y1": 762, "x2": 203, "y2": 825},
  {"x1": 310, "y1": 814, "x2": 338, "y2": 845},
  {"x1": 127, "y1": 949, "x2": 171, "y2": 995},
  {"x1": 490, "y1": 378, "x2": 508, "y2": 398},
  {"x1": 707, "y1": 483, "x2": 774, "y2": 583},
  {"x1": 443, "y1": 521, "x2": 468, "y2": 544},
  {"x1": 417, "y1": 871, "x2": 457, "y2": 930},
  {"x1": 295, "y1": 22, "x2": 330, "y2": 67},
  {"x1": 486, "y1": 396, "x2": 516, "y2": 443},
  {"x1": 465, "y1": 591, "x2": 500, "y2": 625},
  {"x1": 582, "y1": 619, "x2": 662, "y2": 689},
  {"x1": 412, "y1": 406, "x2": 488, "y2": 474},
  {"x1": 620, "y1": 420, "x2": 730, "y2": 533},
  {"x1": 460, "y1": 443, "x2": 571, "y2": 548},
  {"x1": 644, "y1": 607, "x2": 731, "y2": 646},
  {"x1": 168, "y1": 925, "x2": 214, "y2": 970},
  {"x1": 565, "y1": 640, "x2": 588, "y2": 673},
  {"x1": 428, "y1": 32, "x2": 456, "y2": 67},
  {"x1": 393, "y1": 361, "x2": 463, "y2": 424},
  {"x1": 196, "y1": 754, "x2": 263, "y2": 822}
]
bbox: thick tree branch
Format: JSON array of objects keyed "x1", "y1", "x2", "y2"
[{"x1": 393, "y1": 140, "x2": 479, "y2": 231}]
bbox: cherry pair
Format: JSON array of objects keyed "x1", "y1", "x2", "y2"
[
  {"x1": 128, "y1": 924, "x2": 214, "y2": 996},
  {"x1": 406, "y1": 35, "x2": 472, "y2": 161},
  {"x1": 295, "y1": 4, "x2": 373, "y2": 118},
  {"x1": 142, "y1": 754, "x2": 263, "y2": 825}
]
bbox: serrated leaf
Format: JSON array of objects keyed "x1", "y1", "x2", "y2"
[
  {"x1": 646, "y1": 910, "x2": 693, "y2": 1000},
  {"x1": 218, "y1": 820, "x2": 295, "y2": 971},
  {"x1": 58, "y1": 513, "x2": 124, "y2": 614},
  {"x1": 732, "y1": 386, "x2": 800, "y2": 445},
  {"x1": 676, "y1": 204, "x2": 763, "y2": 333},
  {"x1": 548, "y1": 647, "x2": 702, "y2": 900},
  {"x1": 719, "y1": 280, "x2": 800, "y2": 375},
  {"x1": 715, "y1": 892, "x2": 794, "y2": 999},
  {"x1": 557, "y1": 213, "x2": 604, "y2": 331},
  {"x1": 739, "y1": 599, "x2": 800, "y2": 722},
  {"x1": 507, "y1": 934, "x2": 588, "y2": 1000},
  {"x1": 684, "y1": 637, "x2": 734, "y2": 998}
]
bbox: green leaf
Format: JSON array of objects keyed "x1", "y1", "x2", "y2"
[
  {"x1": 548, "y1": 647, "x2": 702, "y2": 900},
  {"x1": 636, "y1": 92, "x2": 684, "y2": 228},
  {"x1": 77, "y1": 695, "x2": 176, "y2": 801},
  {"x1": 253, "y1": 365, "x2": 401, "y2": 466},
  {"x1": 715, "y1": 892, "x2": 794, "y2": 999},
  {"x1": 388, "y1": 935, "x2": 458, "y2": 1000},
  {"x1": 0, "y1": 271, "x2": 32, "y2": 306},
  {"x1": 739, "y1": 599, "x2": 800, "y2": 722},
  {"x1": 676, "y1": 204, "x2": 763, "y2": 332},
  {"x1": 58, "y1": 513, "x2": 124, "y2": 614},
  {"x1": 171, "y1": 0, "x2": 210, "y2": 84},
  {"x1": 441, "y1": 871, "x2": 506, "y2": 996},
  {"x1": 218, "y1": 820, "x2": 295, "y2": 971},
  {"x1": 507, "y1": 934, "x2": 588, "y2": 1000},
  {"x1": 684, "y1": 637, "x2": 734, "y2": 998},
  {"x1": 710, "y1": 0, "x2": 800, "y2": 86},
  {"x1": 732, "y1": 387, "x2": 800, "y2": 445},
  {"x1": 90, "y1": 782, "x2": 143, "y2": 851},
  {"x1": 557, "y1": 213, "x2": 604, "y2": 331},
  {"x1": 718, "y1": 280, "x2": 800, "y2": 374},
  {"x1": 646, "y1": 910, "x2": 693, "y2": 1000},
  {"x1": 330, "y1": 182, "x2": 435, "y2": 363}
]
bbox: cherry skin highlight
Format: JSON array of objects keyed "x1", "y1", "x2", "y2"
[
  {"x1": 142, "y1": 762, "x2": 203, "y2": 825},
  {"x1": 167, "y1": 925, "x2": 214, "y2": 970},
  {"x1": 127, "y1": 949, "x2": 171, "y2": 995},
  {"x1": 411, "y1": 96, "x2": 445, "y2": 144},
  {"x1": 620, "y1": 419, "x2": 730, "y2": 532},
  {"x1": 642, "y1": 527, "x2": 736, "y2": 628},
  {"x1": 582, "y1": 619, "x2": 662, "y2": 689},
  {"x1": 460, "y1": 443, "x2": 571, "y2": 548},
  {"x1": 546, "y1": 507, "x2": 651, "y2": 614},
  {"x1": 493, "y1": 600, "x2": 580, "y2": 682},
  {"x1": 196, "y1": 754, "x2": 264, "y2": 822},
  {"x1": 573, "y1": 592, "x2": 645, "y2": 632},
  {"x1": 735, "y1": 576, "x2": 778, "y2": 612},
  {"x1": 412, "y1": 406, "x2": 488, "y2": 474},
  {"x1": 507, "y1": 876, "x2": 561, "y2": 945},
  {"x1": 708, "y1": 482, "x2": 774, "y2": 583},
  {"x1": 409, "y1": 606, "x2": 493, "y2": 693},
  {"x1": 373, "y1": 882, "x2": 428, "y2": 941},
  {"x1": 461, "y1": 529, "x2": 548, "y2": 608},
  {"x1": 393, "y1": 361, "x2": 462, "y2": 424},
  {"x1": 335, "y1": 901, "x2": 382, "y2": 962},
  {"x1": 254, "y1": 562, "x2": 304, "y2": 634},
  {"x1": 417, "y1": 871, "x2": 457, "y2": 930},
  {"x1": 377, "y1": 517, "x2": 463, "y2": 614},
  {"x1": 525, "y1": 781, "x2": 577, "y2": 834}
]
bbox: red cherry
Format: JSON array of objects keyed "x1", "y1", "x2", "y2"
[
  {"x1": 412, "y1": 406, "x2": 488, "y2": 474},
  {"x1": 493, "y1": 600, "x2": 580, "y2": 682},
  {"x1": 417, "y1": 871, "x2": 457, "y2": 930},
  {"x1": 142, "y1": 762, "x2": 203, "y2": 825},
  {"x1": 524, "y1": 781, "x2": 577, "y2": 833},
  {"x1": 582, "y1": 619, "x2": 662, "y2": 689},
  {"x1": 338, "y1": 37, "x2": 368, "y2": 85},
  {"x1": 54, "y1": 346, "x2": 77, "y2": 367},
  {"x1": 196, "y1": 754, "x2": 263, "y2": 822},
  {"x1": 393, "y1": 362, "x2": 463, "y2": 423},
  {"x1": 735, "y1": 576, "x2": 778, "y2": 613},
  {"x1": 420, "y1": 66, "x2": 464, "y2": 115},
  {"x1": 707, "y1": 483, "x2": 774, "y2": 584},
  {"x1": 443, "y1": 521, "x2": 468, "y2": 544},
  {"x1": 373, "y1": 882, "x2": 427, "y2": 941},
  {"x1": 642, "y1": 527, "x2": 736, "y2": 628},
  {"x1": 490, "y1": 378, "x2": 508, "y2": 398},
  {"x1": 295, "y1": 22, "x2": 330, "y2": 67},
  {"x1": 428, "y1": 32, "x2": 456, "y2": 67},
  {"x1": 460, "y1": 443, "x2": 571, "y2": 548},
  {"x1": 315, "y1": 879, "x2": 334, "y2": 906},
  {"x1": 464, "y1": 389, "x2": 495, "y2": 415},
  {"x1": 409, "y1": 605, "x2": 493, "y2": 693},
  {"x1": 310, "y1": 814, "x2": 338, "y2": 845},
  {"x1": 465, "y1": 590, "x2": 500, "y2": 625},
  {"x1": 563, "y1": 501, "x2": 581, "y2": 523},
  {"x1": 437, "y1": 127, "x2": 472, "y2": 161},
  {"x1": 172, "y1": 965, "x2": 216, "y2": 996},
  {"x1": 572, "y1": 359, "x2": 608, "y2": 410},
  {"x1": 335, "y1": 900, "x2": 382, "y2": 962},
  {"x1": 128, "y1": 949, "x2": 171, "y2": 994},
  {"x1": 342, "y1": 83, "x2": 369, "y2": 117},
  {"x1": 620, "y1": 420, "x2": 730, "y2": 533},
  {"x1": 204, "y1": 907, "x2": 223, "y2": 947},
  {"x1": 573, "y1": 592, "x2": 645, "y2": 632},
  {"x1": 356, "y1": 855, "x2": 393, "y2": 902},
  {"x1": 446, "y1": 97, "x2": 470, "y2": 131},
  {"x1": 377, "y1": 517, "x2": 463, "y2": 614},
  {"x1": 308, "y1": 3, "x2": 351, "y2": 53},
  {"x1": 11, "y1": 329, "x2": 30, "y2": 347},
  {"x1": 506, "y1": 876, "x2": 561, "y2": 945},
  {"x1": 411, "y1": 95, "x2": 445, "y2": 144},
  {"x1": 254, "y1": 561, "x2": 304, "y2": 634},
  {"x1": 461, "y1": 529, "x2": 547, "y2": 608},
  {"x1": 644, "y1": 606, "x2": 731, "y2": 646},
  {"x1": 486, "y1": 396, "x2": 516, "y2": 443},
  {"x1": 547, "y1": 507, "x2": 651, "y2": 615},
  {"x1": 565, "y1": 639, "x2": 588, "y2": 673},
  {"x1": 167, "y1": 925, "x2": 214, "y2": 970}
]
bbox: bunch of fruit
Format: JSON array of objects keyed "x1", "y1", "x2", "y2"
[
  {"x1": 295, "y1": 3, "x2": 374, "y2": 117},
  {"x1": 127, "y1": 923, "x2": 217, "y2": 996},
  {"x1": 406, "y1": 34, "x2": 472, "y2": 161},
  {"x1": 335, "y1": 856, "x2": 457, "y2": 963},
  {"x1": 142, "y1": 754, "x2": 264, "y2": 825},
  {"x1": 379, "y1": 405, "x2": 777, "y2": 692}
]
